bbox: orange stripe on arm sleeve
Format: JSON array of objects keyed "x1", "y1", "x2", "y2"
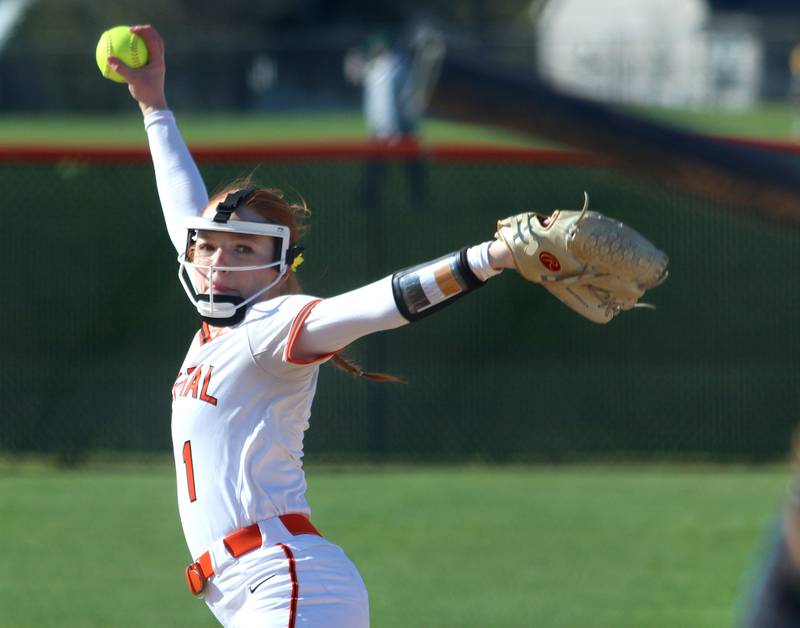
[
  {"x1": 284, "y1": 299, "x2": 340, "y2": 365},
  {"x1": 287, "y1": 277, "x2": 407, "y2": 364}
]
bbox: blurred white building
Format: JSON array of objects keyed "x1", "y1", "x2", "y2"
[
  {"x1": 535, "y1": 0, "x2": 762, "y2": 108},
  {"x1": 0, "y1": 0, "x2": 33, "y2": 52}
]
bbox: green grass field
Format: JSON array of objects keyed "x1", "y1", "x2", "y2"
[
  {"x1": 0, "y1": 102, "x2": 797, "y2": 147},
  {"x1": 0, "y1": 462, "x2": 788, "y2": 627},
  {"x1": 0, "y1": 111, "x2": 540, "y2": 148},
  {"x1": 631, "y1": 102, "x2": 800, "y2": 140}
]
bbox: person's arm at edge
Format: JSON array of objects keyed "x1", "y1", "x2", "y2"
[{"x1": 109, "y1": 24, "x2": 208, "y2": 253}]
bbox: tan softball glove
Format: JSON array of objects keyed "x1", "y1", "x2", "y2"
[{"x1": 495, "y1": 193, "x2": 668, "y2": 324}]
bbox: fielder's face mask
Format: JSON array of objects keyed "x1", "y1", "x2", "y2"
[{"x1": 177, "y1": 188, "x2": 303, "y2": 326}]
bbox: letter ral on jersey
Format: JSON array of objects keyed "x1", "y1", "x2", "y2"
[{"x1": 173, "y1": 365, "x2": 218, "y2": 406}]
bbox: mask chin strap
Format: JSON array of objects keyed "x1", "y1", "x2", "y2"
[
  {"x1": 192, "y1": 264, "x2": 245, "y2": 325},
  {"x1": 179, "y1": 258, "x2": 288, "y2": 327},
  {"x1": 195, "y1": 294, "x2": 248, "y2": 326}
]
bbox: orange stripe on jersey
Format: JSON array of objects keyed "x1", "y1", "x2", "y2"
[
  {"x1": 285, "y1": 299, "x2": 339, "y2": 365},
  {"x1": 287, "y1": 300, "x2": 319, "y2": 341},
  {"x1": 198, "y1": 322, "x2": 211, "y2": 346},
  {"x1": 434, "y1": 262, "x2": 462, "y2": 297}
]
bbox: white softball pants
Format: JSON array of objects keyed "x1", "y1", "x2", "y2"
[{"x1": 202, "y1": 520, "x2": 369, "y2": 627}]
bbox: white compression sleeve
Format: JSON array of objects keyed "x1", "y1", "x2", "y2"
[
  {"x1": 293, "y1": 276, "x2": 408, "y2": 358},
  {"x1": 144, "y1": 110, "x2": 209, "y2": 252},
  {"x1": 293, "y1": 244, "x2": 501, "y2": 358}
]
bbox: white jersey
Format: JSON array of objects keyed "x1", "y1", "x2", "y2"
[{"x1": 171, "y1": 294, "x2": 333, "y2": 559}]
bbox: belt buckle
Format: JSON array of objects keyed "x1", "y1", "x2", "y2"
[{"x1": 185, "y1": 562, "x2": 207, "y2": 596}]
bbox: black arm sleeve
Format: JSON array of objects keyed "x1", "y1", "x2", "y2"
[{"x1": 391, "y1": 246, "x2": 486, "y2": 322}]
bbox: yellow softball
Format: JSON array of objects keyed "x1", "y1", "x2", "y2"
[{"x1": 95, "y1": 25, "x2": 149, "y2": 83}]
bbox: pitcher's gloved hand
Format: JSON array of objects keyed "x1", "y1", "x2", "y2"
[{"x1": 495, "y1": 193, "x2": 669, "y2": 323}]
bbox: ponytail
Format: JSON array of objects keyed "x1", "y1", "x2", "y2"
[{"x1": 329, "y1": 353, "x2": 405, "y2": 383}]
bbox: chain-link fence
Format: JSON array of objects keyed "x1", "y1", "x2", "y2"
[{"x1": 2, "y1": 146, "x2": 799, "y2": 463}]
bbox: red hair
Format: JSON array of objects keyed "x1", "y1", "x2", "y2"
[{"x1": 208, "y1": 179, "x2": 402, "y2": 383}]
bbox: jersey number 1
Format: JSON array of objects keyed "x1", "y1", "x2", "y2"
[{"x1": 182, "y1": 440, "x2": 197, "y2": 502}]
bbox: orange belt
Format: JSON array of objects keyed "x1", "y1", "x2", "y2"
[{"x1": 185, "y1": 514, "x2": 321, "y2": 596}]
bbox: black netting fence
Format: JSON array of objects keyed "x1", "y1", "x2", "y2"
[{"x1": 3, "y1": 147, "x2": 800, "y2": 462}]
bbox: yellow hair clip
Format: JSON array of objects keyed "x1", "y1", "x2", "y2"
[{"x1": 290, "y1": 252, "x2": 304, "y2": 272}]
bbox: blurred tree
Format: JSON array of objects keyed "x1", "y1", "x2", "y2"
[
  {"x1": 710, "y1": 0, "x2": 800, "y2": 10},
  {"x1": 285, "y1": 0, "x2": 532, "y2": 39},
  {"x1": 15, "y1": 0, "x2": 299, "y2": 48},
  {"x1": 14, "y1": 0, "x2": 534, "y2": 48}
]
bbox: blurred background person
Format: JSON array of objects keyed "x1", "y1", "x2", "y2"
[
  {"x1": 344, "y1": 32, "x2": 416, "y2": 143},
  {"x1": 789, "y1": 43, "x2": 800, "y2": 137},
  {"x1": 740, "y1": 437, "x2": 800, "y2": 627},
  {"x1": 344, "y1": 24, "x2": 444, "y2": 212}
]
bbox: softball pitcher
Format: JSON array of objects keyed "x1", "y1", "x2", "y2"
[{"x1": 109, "y1": 25, "x2": 667, "y2": 628}]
